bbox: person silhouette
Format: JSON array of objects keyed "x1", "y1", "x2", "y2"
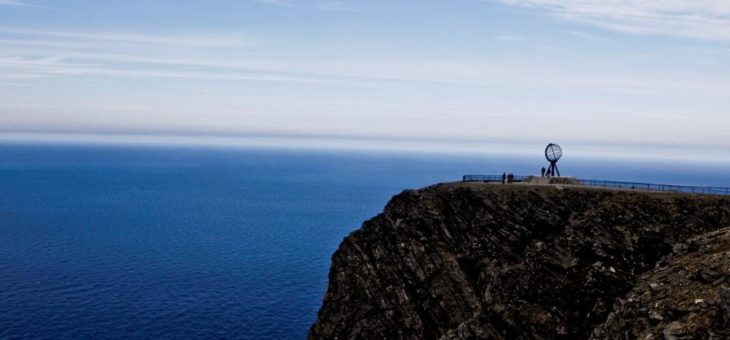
[
  {"x1": 502, "y1": 172, "x2": 506, "y2": 184},
  {"x1": 541, "y1": 167, "x2": 546, "y2": 177}
]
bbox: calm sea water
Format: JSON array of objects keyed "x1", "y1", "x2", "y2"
[{"x1": 1, "y1": 144, "x2": 729, "y2": 339}]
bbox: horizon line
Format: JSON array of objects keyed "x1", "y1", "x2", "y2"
[{"x1": 0, "y1": 131, "x2": 729, "y2": 164}]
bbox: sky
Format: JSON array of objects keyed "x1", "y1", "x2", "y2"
[{"x1": 0, "y1": 0, "x2": 729, "y2": 157}]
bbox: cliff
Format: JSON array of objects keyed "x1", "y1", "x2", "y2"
[{"x1": 309, "y1": 183, "x2": 730, "y2": 339}]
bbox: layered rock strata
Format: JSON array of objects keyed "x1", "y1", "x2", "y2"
[{"x1": 310, "y1": 183, "x2": 730, "y2": 339}]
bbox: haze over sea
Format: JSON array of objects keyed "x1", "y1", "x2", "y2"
[{"x1": 1, "y1": 142, "x2": 729, "y2": 339}]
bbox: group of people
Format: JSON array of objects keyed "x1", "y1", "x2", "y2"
[
  {"x1": 541, "y1": 166, "x2": 557, "y2": 177},
  {"x1": 500, "y1": 166, "x2": 556, "y2": 184},
  {"x1": 501, "y1": 167, "x2": 553, "y2": 184},
  {"x1": 501, "y1": 172, "x2": 516, "y2": 184}
]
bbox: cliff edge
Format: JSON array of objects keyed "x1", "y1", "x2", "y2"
[{"x1": 309, "y1": 183, "x2": 730, "y2": 339}]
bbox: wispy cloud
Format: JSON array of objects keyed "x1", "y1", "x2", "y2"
[
  {"x1": 493, "y1": 0, "x2": 730, "y2": 41},
  {"x1": 495, "y1": 34, "x2": 526, "y2": 42},
  {"x1": 564, "y1": 30, "x2": 609, "y2": 41},
  {"x1": 0, "y1": 0, "x2": 49, "y2": 9},
  {"x1": 0, "y1": 1, "x2": 728, "y2": 151},
  {"x1": 0, "y1": 28, "x2": 250, "y2": 48},
  {"x1": 314, "y1": 1, "x2": 360, "y2": 12},
  {"x1": 0, "y1": 0, "x2": 26, "y2": 5},
  {"x1": 249, "y1": 0, "x2": 360, "y2": 12},
  {"x1": 249, "y1": 0, "x2": 292, "y2": 7},
  {"x1": 1, "y1": 28, "x2": 729, "y2": 97}
]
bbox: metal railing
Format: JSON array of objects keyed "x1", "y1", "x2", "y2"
[
  {"x1": 463, "y1": 174, "x2": 527, "y2": 183},
  {"x1": 576, "y1": 179, "x2": 730, "y2": 196},
  {"x1": 462, "y1": 174, "x2": 730, "y2": 196}
]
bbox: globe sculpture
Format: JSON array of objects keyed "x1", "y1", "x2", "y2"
[{"x1": 545, "y1": 143, "x2": 562, "y2": 177}]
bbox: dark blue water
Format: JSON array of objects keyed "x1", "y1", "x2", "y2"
[{"x1": 1, "y1": 144, "x2": 728, "y2": 339}]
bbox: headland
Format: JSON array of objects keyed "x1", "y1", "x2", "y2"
[{"x1": 310, "y1": 182, "x2": 730, "y2": 339}]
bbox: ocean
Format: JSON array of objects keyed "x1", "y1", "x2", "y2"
[{"x1": 1, "y1": 144, "x2": 729, "y2": 339}]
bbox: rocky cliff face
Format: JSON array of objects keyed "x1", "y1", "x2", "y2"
[
  {"x1": 309, "y1": 183, "x2": 730, "y2": 339},
  {"x1": 593, "y1": 227, "x2": 730, "y2": 339}
]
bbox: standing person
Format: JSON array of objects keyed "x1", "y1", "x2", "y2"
[
  {"x1": 541, "y1": 167, "x2": 546, "y2": 177},
  {"x1": 502, "y1": 172, "x2": 506, "y2": 184}
]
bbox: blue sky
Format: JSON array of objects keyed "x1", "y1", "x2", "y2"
[{"x1": 1, "y1": 0, "x2": 729, "y2": 156}]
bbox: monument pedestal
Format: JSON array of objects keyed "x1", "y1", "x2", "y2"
[{"x1": 525, "y1": 176, "x2": 578, "y2": 185}]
